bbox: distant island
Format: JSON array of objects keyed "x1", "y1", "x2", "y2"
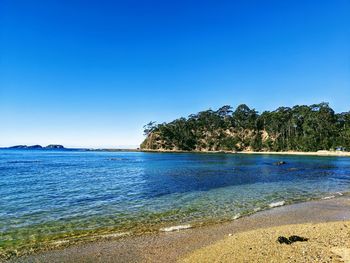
[
  {"x1": 6, "y1": 144, "x2": 65, "y2": 150},
  {"x1": 141, "y1": 102, "x2": 350, "y2": 152}
]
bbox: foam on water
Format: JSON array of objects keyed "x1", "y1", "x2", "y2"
[
  {"x1": 322, "y1": 195, "x2": 336, "y2": 200},
  {"x1": 232, "y1": 213, "x2": 241, "y2": 220},
  {"x1": 160, "y1": 224, "x2": 192, "y2": 232},
  {"x1": 99, "y1": 232, "x2": 130, "y2": 239},
  {"x1": 269, "y1": 201, "x2": 285, "y2": 208}
]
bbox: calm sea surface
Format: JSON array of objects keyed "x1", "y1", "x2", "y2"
[{"x1": 1, "y1": 149, "x2": 350, "y2": 256}]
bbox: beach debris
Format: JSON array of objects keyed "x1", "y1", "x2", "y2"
[
  {"x1": 228, "y1": 233, "x2": 233, "y2": 236},
  {"x1": 289, "y1": 235, "x2": 309, "y2": 242},
  {"x1": 278, "y1": 235, "x2": 308, "y2": 245},
  {"x1": 278, "y1": 236, "x2": 291, "y2": 244},
  {"x1": 274, "y1": 161, "x2": 286, "y2": 166},
  {"x1": 160, "y1": 224, "x2": 191, "y2": 232},
  {"x1": 269, "y1": 201, "x2": 285, "y2": 208}
]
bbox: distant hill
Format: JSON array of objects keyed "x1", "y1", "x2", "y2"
[
  {"x1": 141, "y1": 103, "x2": 350, "y2": 152},
  {"x1": 7, "y1": 144, "x2": 65, "y2": 150}
]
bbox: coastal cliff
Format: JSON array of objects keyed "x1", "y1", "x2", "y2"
[{"x1": 141, "y1": 103, "x2": 350, "y2": 152}]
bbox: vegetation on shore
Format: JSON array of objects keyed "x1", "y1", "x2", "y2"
[{"x1": 141, "y1": 103, "x2": 350, "y2": 152}]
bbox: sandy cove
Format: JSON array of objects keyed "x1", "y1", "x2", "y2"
[{"x1": 12, "y1": 197, "x2": 350, "y2": 263}]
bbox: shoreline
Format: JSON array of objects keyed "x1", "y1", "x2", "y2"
[
  {"x1": 3, "y1": 147, "x2": 350, "y2": 157},
  {"x1": 13, "y1": 196, "x2": 350, "y2": 263},
  {"x1": 141, "y1": 149, "x2": 350, "y2": 157}
]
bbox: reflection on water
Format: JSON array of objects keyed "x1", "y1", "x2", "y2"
[{"x1": 0, "y1": 150, "x2": 350, "y2": 257}]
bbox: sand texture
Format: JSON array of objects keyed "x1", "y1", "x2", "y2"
[{"x1": 180, "y1": 221, "x2": 350, "y2": 263}]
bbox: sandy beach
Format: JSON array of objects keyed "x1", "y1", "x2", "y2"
[
  {"x1": 181, "y1": 221, "x2": 350, "y2": 263},
  {"x1": 12, "y1": 197, "x2": 350, "y2": 263}
]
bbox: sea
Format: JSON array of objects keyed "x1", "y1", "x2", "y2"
[{"x1": 1, "y1": 149, "x2": 350, "y2": 257}]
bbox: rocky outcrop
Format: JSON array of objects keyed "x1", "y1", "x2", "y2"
[{"x1": 140, "y1": 128, "x2": 274, "y2": 152}]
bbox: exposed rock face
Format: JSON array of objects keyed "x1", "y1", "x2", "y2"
[{"x1": 140, "y1": 128, "x2": 273, "y2": 152}]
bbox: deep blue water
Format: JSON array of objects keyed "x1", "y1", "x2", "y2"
[{"x1": 1, "y1": 149, "x2": 350, "y2": 255}]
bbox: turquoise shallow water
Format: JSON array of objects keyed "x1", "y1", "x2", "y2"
[{"x1": 1, "y1": 150, "x2": 350, "y2": 256}]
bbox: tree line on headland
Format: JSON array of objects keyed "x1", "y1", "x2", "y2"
[{"x1": 140, "y1": 103, "x2": 350, "y2": 152}]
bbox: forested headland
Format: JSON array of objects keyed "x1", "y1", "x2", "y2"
[{"x1": 140, "y1": 103, "x2": 350, "y2": 152}]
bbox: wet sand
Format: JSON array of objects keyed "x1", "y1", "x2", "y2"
[{"x1": 11, "y1": 197, "x2": 350, "y2": 263}]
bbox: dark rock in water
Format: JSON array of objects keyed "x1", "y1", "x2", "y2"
[
  {"x1": 274, "y1": 161, "x2": 286, "y2": 166},
  {"x1": 278, "y1": 235, "x2": 308, "y2": 244}
]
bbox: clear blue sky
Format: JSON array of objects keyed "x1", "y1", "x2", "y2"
[{"x1": 1, "y1": 0, "x2": 349, "y2": 148}]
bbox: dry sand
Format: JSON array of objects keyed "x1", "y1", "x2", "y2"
[{"x1": 180, "y1": 221, "x2": 350, "y2": 263}]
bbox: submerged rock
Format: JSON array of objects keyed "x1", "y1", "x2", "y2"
[{"x1": 274, "y1": 161, "x2": 287, "y2": 166}]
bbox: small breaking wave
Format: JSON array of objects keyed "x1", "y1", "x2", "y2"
[
  {"x1": 253, "y1": 207, "x2": 261, "y2": 212},
  {"x1": 160, "y1": 224, "x2": 191, "y2": 232},
  {"x1": 322, "y1": 195, "x2": 335, "y2": 200},
  {"x1": 232, "y1": 213, "x2": 241, "y2": 220},
  {"x1": 269, "y1": 201, "x2": 285, "y2": 208},
  {"x1": 99, "y1": 232, "x2": 130, "y2": 239}
]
